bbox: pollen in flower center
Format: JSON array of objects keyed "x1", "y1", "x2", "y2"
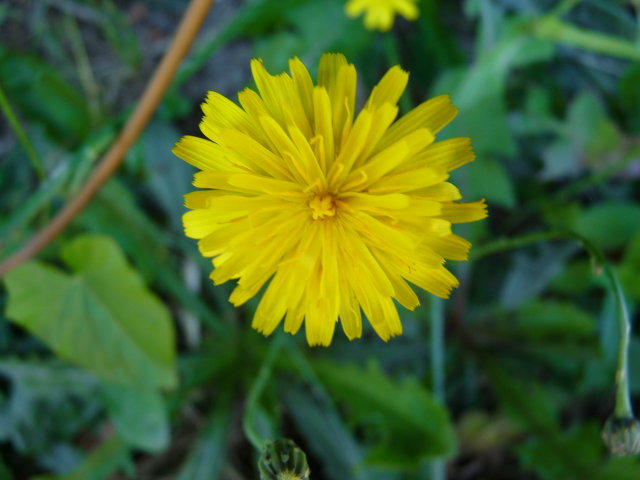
[{"x1": 308, "y1": 194, "x2": 337, "y2": 220}]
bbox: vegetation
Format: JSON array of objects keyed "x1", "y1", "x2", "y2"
[{"x1": 1, "y1": 0, "x2": 639, "y2": 479}]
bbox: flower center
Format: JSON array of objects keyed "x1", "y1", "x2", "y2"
[{"x1": 309, "y1": 194, "x2": 336, "y2": 220}]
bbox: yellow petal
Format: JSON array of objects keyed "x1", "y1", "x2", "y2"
[
  {"x1": 312, "y1": 87, "x2": 335, "y2": 171},
  {"x1": 440, "y1": 200, "x2": 488, "y2": 223},
  {"x1": 377, "y1": 94, "x2": 458, "y2": 152},
  {"x1": 289, "y1": 57, "x2": 314, "y2": 126},
  {"x1": 417, "y1": 137, "x2": 475, "y2": 171},
  {"x1": 173, "y1": 136, "x2": 237, "y2": 172},
  {"x1": 366, "y1": 66, "x2": 409, "y2": 110},
  {"x1": 339, "y1": 285, "x2": 362, "y2": 340}
]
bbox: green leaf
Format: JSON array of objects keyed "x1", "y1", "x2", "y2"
[
  {"x1": 572, "y1": 202, "x2": 640, "y2": 250},
  {"x1": 0, "y1": 125, "x2": 116, "y2": 256},
  {"x1": 174, "y1": 395, "x2": 231, "y2": 480},
  {"x1": 314, "y1": 360, "x2": 456, "y2": 468},
  {"x1": 541, "y1": 139, "x2": 581, "y2": 180},
  {"x1": 618, "y1": 63, "x2": 640, "y2": 133},
  {"x1": 484, "y1": 361, "x2": 558, "y2": 432},
  {"x1": 78, "y1": 180, "x2": 223, "y2": 333},
  {"x1": 0, "y1": 49, "x2": 91, "y2": 146},
  {"x1": 433, "y1": 18, "x2": 554, "y2": 157},
  {"x1": 4, "y1": 234, "x2": 177, "y2": 389},
  {"x1": 516, "y1": 300, "x2": 595, "y2": 340},
  {"x1": 516, "y1": 423, "x2": 602, "y2": 480},
  {"x1": 32, "y1": 436, "x2": 131, "y2": 480},
  {"x1": 284, "y1": 385, "x2": 371, "y2": 480},
  {"x1": 100, "y1": 383, "x2": 169, "y2": 453},
  {"x1": 0, "y1": 359, "x2": 98, "y2": 454},
  {"x1": 500, "y1": 244, "x2": 576, "y2": 308},
  {"x1": 593, "y1": 456, "x2": 640, "y2": 480},
  {"x1": 456, "y1": 157, "x2": 515, "y2": 208},
  {"x1": 618, "y1": 232, "x2": 640, "y2": 302},
  {"x1": 550, "y1": 259, "x2": 595, "y2": 295},
  {"x1": 567, "y1": 92, "x2": 621, "y2": 163}
]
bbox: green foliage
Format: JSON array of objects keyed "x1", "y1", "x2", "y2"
[
  {"x1": 4, "y1": 235, "x2": 177, "y2": 389},
  {"x1": 284, "y1": 385, "x2": 375, "y2": 480},
  {"x1": 517, "y1": 300, "x2": 594, "y2": 338},
  {"x1": 572, "y1": 202, "x2": 640, "y2": 250},
  {"x1": 173, "y1": 395, "x2": 231, "y2": 480},
  {"x1": 0, "y1": 49, "x2": 91, "y2": 146},
  {"x1": 100, "y1": 383, "x2": 169, "y2": 453},
  {"x1": 33, "y1": 436, "x2": 132, "y2": 480},
  {"x1": 1, "y1": 0, "x2": 640, "y2": 478},
  {"x1": 314, "y1": 360, "x2": 456, "y2": 468},
  {"x1": 0, "y1": 359, "x2": 97, "y2": 456}
]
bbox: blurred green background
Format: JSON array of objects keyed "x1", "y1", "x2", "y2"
[{"x1": 1, "y1": 0, "x2": 640, "y2": 478}]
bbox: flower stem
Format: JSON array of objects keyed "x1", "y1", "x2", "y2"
[
  {"x1": 0, "y1": 83, "x2": 44, "y2": 180},
  {"x1": 430, "y1": 296, "x2": 446, "y2": 480},
  {"x1": 473, "y1": 229, "x2": 634, "y2": 419},
  {"x1": 608, "y1": 265, "x2": 634, "y2": 418},
  {"x1": 243, "y1": 334, "x2": 285, "y2": 451}
]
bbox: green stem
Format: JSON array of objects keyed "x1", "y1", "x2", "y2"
[
  {"x1": 608, "y1": 265, "x2": 634, "y2": 418},
  {"x1": 471, "y1": 231, "x2": 566, "y2": 261},
  {"x1": 473, "y1": 229, "x2": 634, "y2": 419},
  {"x1": 532, "y1": 15, "x2": 640, "y2": 62},
  {"x1": 243, "y1": 334, "x2": 285, "y2": 451},
  {"x1": 0, "y1": 83, "x2": 44, "y2": 180},
  {"x1": 430, "y1": 296, "x2": 446, "y2": 480}
]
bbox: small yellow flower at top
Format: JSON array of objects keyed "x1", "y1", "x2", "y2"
[{"x1": 345, "y1": 0, "x2": 419, "y2": 32}]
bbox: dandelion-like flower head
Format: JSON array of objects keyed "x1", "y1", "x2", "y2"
[
  {"x1": 345, "y1": 0, "x2": 419, "y2": 31},
  {"x1": 173, "y1": 53, "x2": 486, "y2": 346}
]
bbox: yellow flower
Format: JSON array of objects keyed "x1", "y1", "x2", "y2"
[
  {"x1": 173, "y1": 53, "x2": 486, "y2": 347},
  {"x1": 345, "y1": 0, "x2": 419, "y2": 31}
]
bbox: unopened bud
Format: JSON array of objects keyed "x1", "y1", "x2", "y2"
[
  {"x1": 258, "y1": 439, "x2": 311, "y2": 480},
  {"x1": 602, "y1": 416, "x2": 640, "y2": 456}
]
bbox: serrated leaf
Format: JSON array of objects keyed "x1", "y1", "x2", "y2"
[
  {"x1": 100, "y1": 383, "x2": 169, "y2": 453},
  {"x1": 314, "y1": 361, "x2": 456, "y2": 468},
  {"x1": 4, "y1": 235, "x2": 177, "y2": 389}
]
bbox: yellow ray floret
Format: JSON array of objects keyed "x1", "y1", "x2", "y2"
[
  {"x1": 173, "y1": 53, "x2": 487, "y2": 347},
  {"x1": 345, "y1": 0, "x2": 419, "y2": 32}
]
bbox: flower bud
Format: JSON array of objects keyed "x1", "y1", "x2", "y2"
[
  {"x1": 602, "y1": 416, "x2": 640, "y2": 456},
  {"x1": 258, "y1": 439, "x2": 311, "y2": 480}
]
